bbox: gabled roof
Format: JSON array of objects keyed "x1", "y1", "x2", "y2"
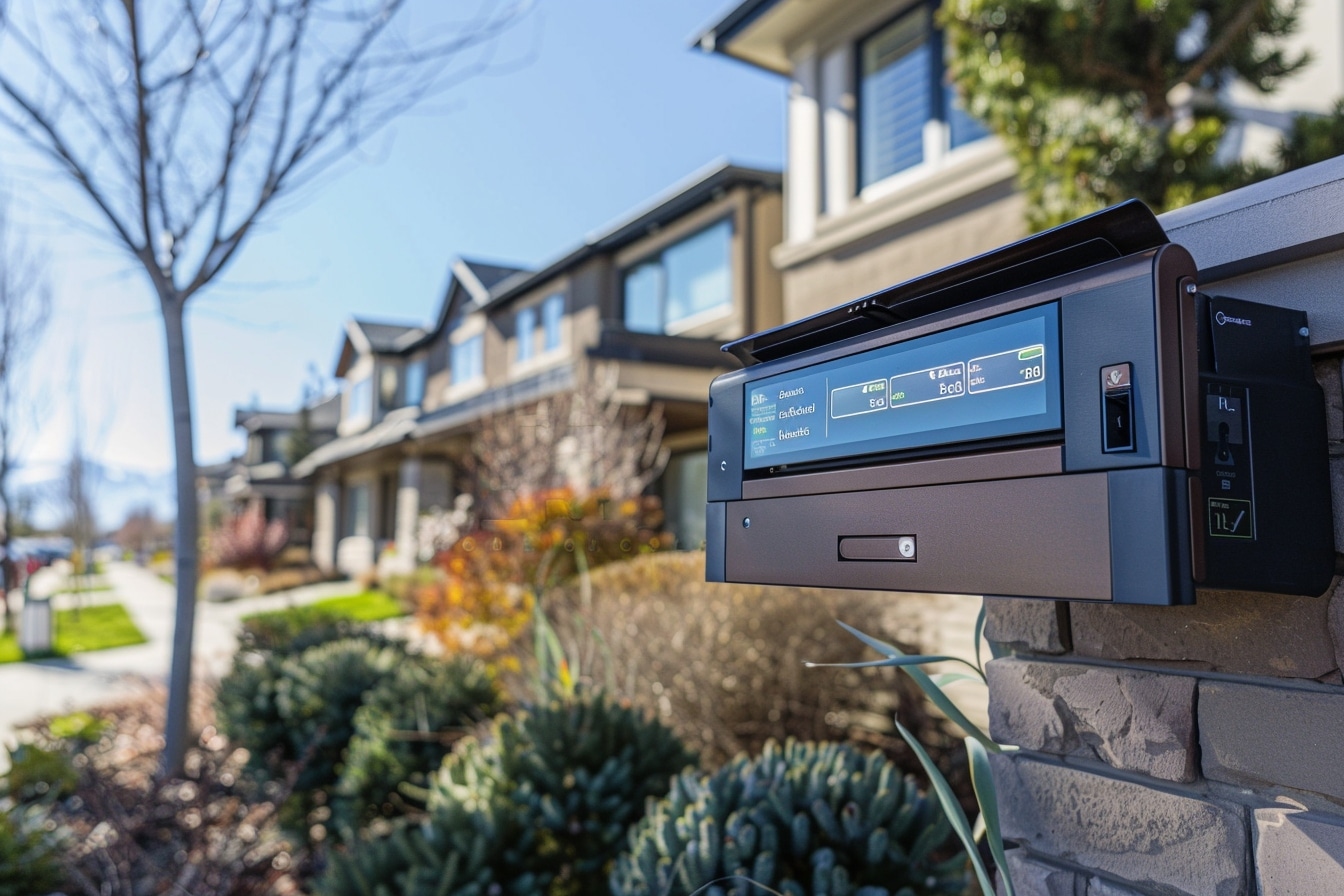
[
  {"x1": 425, "y1": 257, "x2": 533, "y2": 340},
  {"x1": 460, "y1": 258, "x2": 529, "y2": 294},
  {"x1": 353, "y1": 319, "x2": 427, "y2": 353},
  {"x1": 234, "y1": 394, "x2": 341, "y2": 433},
  {"x1": 335, "y1": 317, "x2": 430, "y2": 377},
  {"x1": 484, "y1": 160, "x2": 781, "y2": 308}
]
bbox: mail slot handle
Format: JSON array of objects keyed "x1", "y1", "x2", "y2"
[{"x1": 839, "y1": 536, "x2": 917, "y2": 561}]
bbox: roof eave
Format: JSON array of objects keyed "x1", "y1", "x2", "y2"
[{"x1": 691, "y1": 0, "x2": 791, "y2": 75}]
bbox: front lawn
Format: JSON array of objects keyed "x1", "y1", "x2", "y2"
[
  {"x1": 0, "y1": 602, "x2": 148, "y2": 663},
  {"x1": 241, "y1": 590, "x2": 405, "y2": 631}
]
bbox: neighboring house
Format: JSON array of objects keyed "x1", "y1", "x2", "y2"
[
  {"x1": 694, "y1": 0, "x2": 1344, "y2": 322},
  {"x1": 292, "y1": 161, "x2": 784, "y2": 576},
  {"x1": 226, "y1": 394, "x2": 340, "y2": 545}
]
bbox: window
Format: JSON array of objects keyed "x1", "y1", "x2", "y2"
[
  {"x1": 347, "y1": 378, "x2": 372, "y2": 422},
  {"x1": 451, "y1": 333, "x2": 483, "y2": 385},
  {"x1": 661, "y1": 451, "x2": 709, "y2": 550},
  {"x1": 379, "y1": 366, "x2": 399, "y2": 411},
  {"x1": 542, "y1": 293, "x2": 564, "y2": 352},
  {"x1": 345, "y1": 484, "x2": 370, "y2": 538},
  {"x1": 516, "y1": 306, "x2": 536, "y2": 363},
  {"x1": 404, "y1": 359, "x2": 426, "y2": 406},
  {"x1": 623, "y1": 218, "x2": 732, "y2": 334},
  {"x1": 858, "y1": 3, "x2": 987, "y2": 190}
]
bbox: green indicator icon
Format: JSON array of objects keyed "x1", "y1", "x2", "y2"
[{"x1": 1018, "y1": 346, "x2": 1044, "y2": 361}]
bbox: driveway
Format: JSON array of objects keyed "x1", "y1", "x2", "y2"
[{"x1": 0, "y1": 562, "x2": 359, "y2": 768}]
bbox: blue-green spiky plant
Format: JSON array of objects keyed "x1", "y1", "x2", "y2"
[
  {"x1": 611, "y1": 739, "x2": 966, "y2": 896},
  {"x1": 317, "y1": 687, "x2": 695, "y2": 896}
]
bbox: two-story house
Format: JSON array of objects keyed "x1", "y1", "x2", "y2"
[
  {"x1": 694, "y1": 0, "x2": 1344, "y2": 322},
  {"x1": 224, "y1": 394, "x2": 340, "y2": 544},
  {"x1": 293, "y1": 161, "x2": 783, "y2": 576}
]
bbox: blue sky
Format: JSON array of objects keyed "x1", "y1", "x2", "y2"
[{"x1": 6, "y1": 1, "x2": 785, "y2": 527}]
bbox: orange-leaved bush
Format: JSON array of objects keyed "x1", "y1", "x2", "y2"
[{"x1": 412, "y1": 488, "x2": 668, "y2": 660}]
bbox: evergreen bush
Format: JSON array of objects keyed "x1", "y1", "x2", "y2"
[
  {"x1": 217, "y1": 626, "x2": 501, "y2": 845},
  {"x1": 332, "y1": 655, "x2": 503, "y2": 833},
  {"x1": 318, "y1": 688, "x2": 694, "y2": 896},
  {"x1": 611, "y1": 739, "x2": 965, "y2": 896}
]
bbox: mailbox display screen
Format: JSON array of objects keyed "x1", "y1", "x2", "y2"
[{"x1": 744, "y1": 303, "x2": 1061, "y2": 469}]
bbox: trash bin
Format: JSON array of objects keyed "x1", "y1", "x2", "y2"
[{"x1": 19, "y1": 597, "x2": 52, "y2": 655}]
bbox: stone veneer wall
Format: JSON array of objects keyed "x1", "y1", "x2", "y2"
[{"x1": 982, "y1": 158, "x2": 1344, "y2": 896}]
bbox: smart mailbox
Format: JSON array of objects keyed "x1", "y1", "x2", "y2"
[{"x1": 705, "y1": 202, "x2": 1333, "y2": 605}]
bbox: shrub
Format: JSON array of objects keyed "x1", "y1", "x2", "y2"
[
  {"x1": 0, "y1": 806, "x2": 65, "y2": 896},
  {"x1": 316, "y1": 791, "x2": 547, "y2": 896},
  {"x1": 2, "y1": 743, "x2": 77, "y2": 804},
  {"x1": 332, "y1": 656, "x2": 503, "y2": 834},
  {"x1": 207, "y1": 504, "x2": 289, "y2": 571},
  {"x1": 413, "y1": 489, "x2": 668, "y2": 661},
  {"x1": 547, "y1": 552, "x2": 964, "y2": 777},
  {"x1": 217, "y1": 629, "x2": 501, "y2": 843},
  {"x1": 319, "y1": 688, "x2": 694, "y2": 896},
  {"x1": 612, "y1": 739, "x2": 965, "y2": 896},
  {"x1": 215, "y1": 613, "x2": 373, "y2": 784},
  {"x1": 271, "y1": 638, "x2": 410, "y2": 794}
]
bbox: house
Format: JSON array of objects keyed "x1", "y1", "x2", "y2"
[
  {"x1": 694, "y1": 0, "x2": 1344, "y2": 323},
  {"x1": 225, "y1": 394, "x2": 341, "y2": 544},
  {"x1": 292, "y1": 161, "x2": 783, "y2": 576}
]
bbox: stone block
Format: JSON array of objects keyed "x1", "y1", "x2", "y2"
[
  {"x1": 1200, "y1": 681, "x2": 1344, "y2": 800},
  {"x1": 1256, "y1": 808, "x2": 1344, "y2": 896},
  {"x1": 987, "y1": 658, "x2": 1196, "y2": 782},
  {"x1": 1071, "y1": 591, "x2": 1336, "y2": 679},
  {"x1": 1331, "y1": 576, "x2": 1344, "y2": 671},
  {"x1": 1312, "y1": 358, "x2": 1343, "y2": 443},
  {"x1": 985, "y1": 597, "x2": 1070, "y2": 655},
  {"x1": 992, "y1": 755, "x2": 1248, "y2": 896},
  {"x1": 997, "y1": 850, "x2": 1084, "y2": 896},
  {"x1": 1085, "y1": 878, "x2": 1150, "y2": 896}
]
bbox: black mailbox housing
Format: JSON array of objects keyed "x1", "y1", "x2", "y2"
[{"x1": 705, "y1": 202, "x2": 1333, "y2": 605}]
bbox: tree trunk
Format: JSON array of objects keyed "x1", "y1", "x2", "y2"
[{"x1": 159, "y1": 294, "x2": 200, "y2": 778}]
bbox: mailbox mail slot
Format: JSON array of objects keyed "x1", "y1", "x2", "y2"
[{"x1": 706, "y1": 202, "x2": 1333, "y2": 605}]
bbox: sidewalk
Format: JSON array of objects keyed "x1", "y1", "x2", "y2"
[{"x1": 0, "y1": 562, "x2": 359, "y2": 768}]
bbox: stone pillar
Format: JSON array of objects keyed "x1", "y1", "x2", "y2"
[
  {"x1": 312, "y1": 476, "x2": 339, "y2": 573},
  {"x1": 392, "y1": 457, "x2": 422, "y2": 574},
  {"x1": 985, "y1": 159, "x2": 1344, "y2": 896}
]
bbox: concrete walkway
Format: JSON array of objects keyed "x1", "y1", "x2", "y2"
[{"x1": 0, "y1": 562, "x2": 360, "y2": 768}]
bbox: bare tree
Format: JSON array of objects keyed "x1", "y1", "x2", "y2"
[
  {"x1": 0, "y1": 198, "x2": 48, "y2": 624},
  {"x1": 62, "y1": 436, "x2": 99, "y2": 598},
  {"x1": 0, "y1": 199, "x2": 50, "y2": 544},
  {"x1": 0, "y1": 0, "x2": 530, "y2": 773},
  {"x1": 470, "y1": 363, "x2": 669, "y2": 521}
]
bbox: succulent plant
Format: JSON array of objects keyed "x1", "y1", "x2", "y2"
[{"x1": 611, "y1": 739, "x2": 966, "y2": 896}]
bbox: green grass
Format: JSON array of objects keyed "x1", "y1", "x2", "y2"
[
  {"x1": 54, "y1": 583, "x2": 114, "y2": 596},
  {"x1": 0, "y1": 602, "x2": 148, "y2": 663},
  {"x1": 242, "y1": 590, "x2": 406, "y2": 630}
]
